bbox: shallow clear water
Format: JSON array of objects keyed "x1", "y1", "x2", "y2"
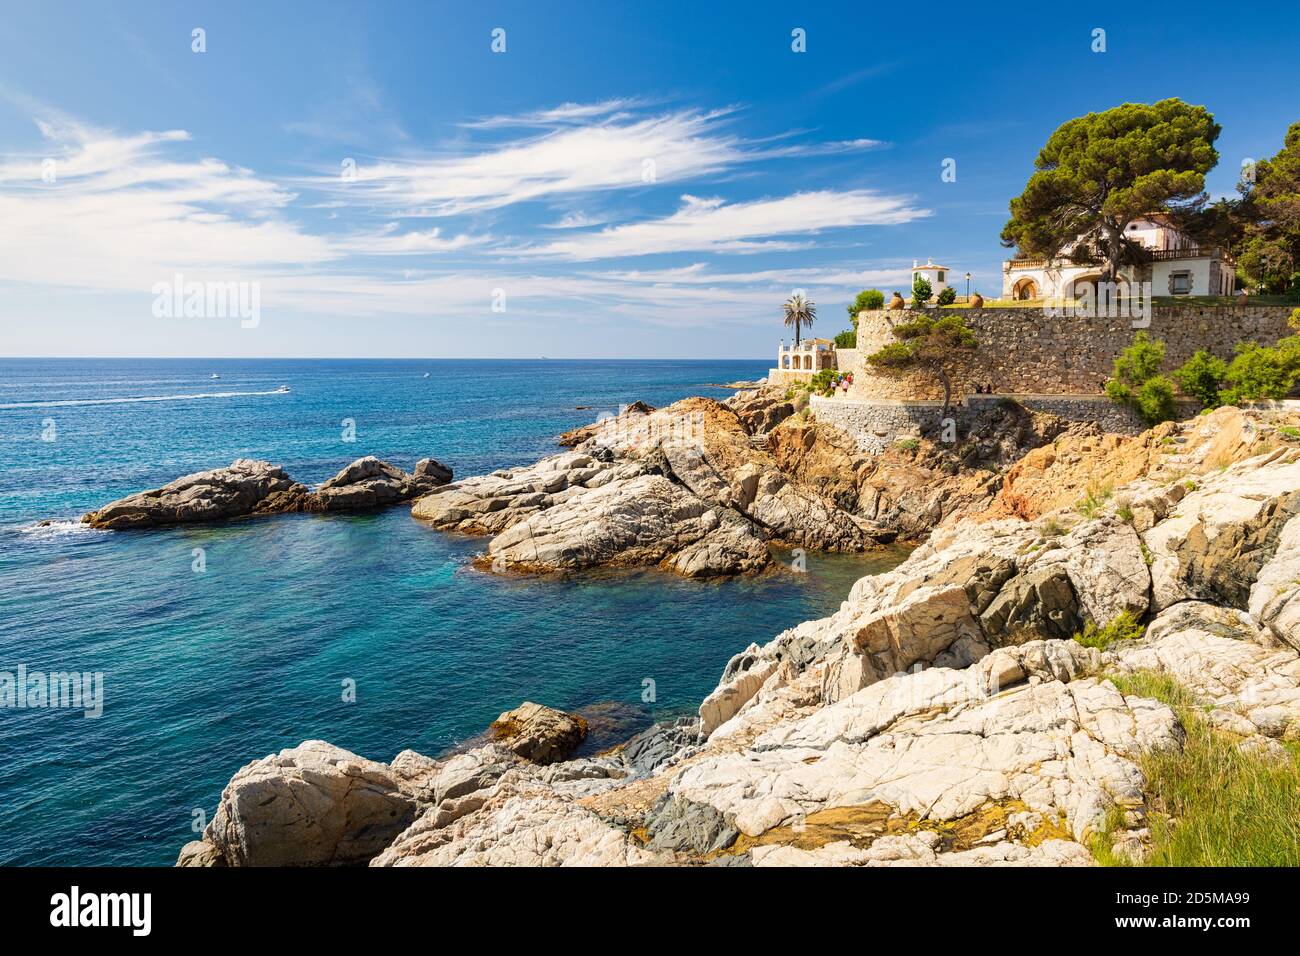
[{"x1": 0, "y1": 358, "x2": 907, "y2": 865}]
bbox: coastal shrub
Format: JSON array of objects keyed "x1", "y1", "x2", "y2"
[
  {"x1": 866, "y1": 312, "x2": 978, "y2": 417},
  {"x1": 1105, "y1": 332, "x2": 1177, "y2": 425},
  {"x1": 847, "y1": 289, "x2": 885, "y2": 327},
  {"x1": 1094, "y1": 671, "x2": 1300, "y2": 866},
  {"x1": 936, "y1": 286, "x2": 957, "y2": 305},
  {"x1": 810, "y1": 368, "x2": 837, "y2": 396},
  {"x1": 1172, "y1": 349, "x2": 1228, "y2": 408},
  {"x1": 834, "y1": 329, "x2": 857, "y2": 349},
  {"x1": 894, "y1": 437, "x2": 920, "y2": 451},
  {"x1": 1280, "y1": 425, "x2": 1300, "y2": 441},
  {"x1": 911, "y1": 275, "x2": 933, "y2": 307},
  {"x1": 1220, "y1": 341, "x2": 1297, "y2": 404},
  {"x1": 1072, "y1": 609, "x2": 1145, "y2": 651}
]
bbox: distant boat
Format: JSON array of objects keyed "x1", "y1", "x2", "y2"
[
  {"x1": 423, "y1": 372, "x2": 430, "y2": 378},
  {"x1": 210, "y1": 373, "x2": 220, "y2": 379},
  {"x1": 275, "y1": 384, "x2": 290, "y2": 394}
]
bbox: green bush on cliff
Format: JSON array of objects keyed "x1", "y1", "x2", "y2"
[
  {"x1": 1220, "y1": 340, "x2": 1300, "y2": 404},
  {"x1": 866, "y1": 312, "x2": 978, "y2": 417},
  {"x1": 847, "y1": 289, "x2": 885, "y2": 329},
  {"x1": 1072, "y1": 609, "x2": 1144, "y2": 650},
  {"x1": 1172, "y1": 349, "x2": 1228, "y2": 408},
  {"x1": 1105, "y1": 332, "x2": 1178, "y2": 425},
  {"x1": 936, "y1": 286, "x2": 957, "y2": 306},
  {"x1": 834, "y1": 329, "x2": 857, "y2": 349},
  {"x1": 810, "y1": 368, "x2": 837, "y2": 396}
]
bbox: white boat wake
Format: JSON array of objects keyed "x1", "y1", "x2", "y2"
[{"x1": 0, "y1": 389, "x2": 292, "y2": 410}]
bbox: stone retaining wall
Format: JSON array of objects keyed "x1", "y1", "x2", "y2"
[
  {"x1": 810, "y1": 393, "x2": 1200, "y2": 454},
  {"x1": 849, "y1": 305, "x2": 1295, "y2": 401}
]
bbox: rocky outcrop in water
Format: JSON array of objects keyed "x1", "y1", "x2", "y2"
[
  {"x1": 82, "y1": 459, "x2": 310, "y2": 530},
  {"x1": 490, "y1": 702, "x2": 588, "y2": 764},
  {"x1": 82, "y1": 455, "x2": 452, "y2": 529},
  {"x1": 313, "y1": 456, "x2": 450, "y2": 511},
  {"x1": 412, "y1": 393, "x2": 889, "y2": 576}
]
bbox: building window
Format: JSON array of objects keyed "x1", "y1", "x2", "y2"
[
  {"x1": 936, "y1": 271, "x2": 945, "y2": 282},
  {"x1": 1170, "y1": 271, "x2": 1191, "y2": 295}
]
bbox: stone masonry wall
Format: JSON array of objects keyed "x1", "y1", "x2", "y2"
[
  {"x1": 810, "y1": 393, "x2": 1200, "y2": 454},
  {"x1": 849, "y1": 305, "x2": 1295, "y2": 401}
]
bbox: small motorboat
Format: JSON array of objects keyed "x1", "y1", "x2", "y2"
[
  {"x1": 275, "y1": 384, "x2": 291, "y2": 394},
  {"x1": 211, "y1": 373, "x2": 220, "y2": 379},
  {"x1": 423, "y1": 372, "x2": 430, "y2": 378}
]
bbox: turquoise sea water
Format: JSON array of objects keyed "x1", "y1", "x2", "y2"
[{"x1": 0, "y1": 358, "x2": 905, "y2": 866}]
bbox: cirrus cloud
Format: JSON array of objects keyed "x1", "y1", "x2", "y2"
[{"x1": 519, "y1": 190, "x2": 930, "y2": 260}]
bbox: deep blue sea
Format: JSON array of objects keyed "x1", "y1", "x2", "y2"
[{"x1": 0, "y1": 358, "x2": 906, "y2": 866}]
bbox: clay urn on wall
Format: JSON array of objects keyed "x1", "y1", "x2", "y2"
[
  {"x1": 969, "y1": 293, "x2": 984, "y2": 309},
  {"x1": 888, "y1": 292, "x2": 906, "y2": 310}
]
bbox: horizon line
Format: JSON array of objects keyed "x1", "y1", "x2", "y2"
[{"x1": 0, "y1": 355, "x2": 777, "y2": 362}]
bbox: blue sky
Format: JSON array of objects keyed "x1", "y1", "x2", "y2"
[{"x1": 1, "y1": 0, "x2": 1297, "y2": 359}]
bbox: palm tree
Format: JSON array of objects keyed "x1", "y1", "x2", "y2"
[{"x1": 782, "y1": 293, "x2": 816, "y2": 345}]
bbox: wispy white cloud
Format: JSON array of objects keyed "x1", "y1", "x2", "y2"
[
  {"x1": 340, "y1": 223, "x2": 488, "y2": 255},
  {"x1": 520, "y1": 190, "x2": 929, "y2": 260},
  {"x1": 458, "y1": 97, "x2": 652, "y2": 129},
  {"x1": 0, "y1": 103, "x2": 919, "y2": 342},
  {"x1": 0, "y1": 119, "x2": 483, "y2": 296},
  {"x1": 315, "y1": 107, "x2": 747, "y2": 216},
  {"x1": 307, "y1": 100, "x2": 891, "y2": 218},
  {"x1": 542, "y1": 210, "x2": 612, "y2": 229}
]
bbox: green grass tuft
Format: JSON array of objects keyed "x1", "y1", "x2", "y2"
[
  {"x1": 1095, "y1": 671, "x2": 1300, "y2": 866},
  {"x1": 1073, "y1": 610, "x2": 1145, "y2": 651},
  {"x1": 1077, "y1": 482, "x2": 1113, "y2": 519}
]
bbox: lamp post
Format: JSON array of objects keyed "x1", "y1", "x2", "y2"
[{"x1": 965, "y1": 272, "x2": 972, "y2": 301}]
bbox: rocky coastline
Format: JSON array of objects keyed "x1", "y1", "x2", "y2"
[{"x1": 166, "y1": 387, "x2": 1300, "y2": 867}]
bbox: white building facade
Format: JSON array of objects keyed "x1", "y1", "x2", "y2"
[
  {"x1": 1002, "y1": 217, "x2": 1235, "y2": 300},
  {"x1": 912, "y1": 258, "x2": 951, "y2": 295}
]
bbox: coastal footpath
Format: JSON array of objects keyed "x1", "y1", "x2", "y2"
[{"x1": 168, "y1": 396, "x2": 1300, "y2": 866}]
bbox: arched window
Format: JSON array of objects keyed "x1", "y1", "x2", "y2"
[{"x1": 1013, "y1": 277, "x2": 1039, "y2": 300}]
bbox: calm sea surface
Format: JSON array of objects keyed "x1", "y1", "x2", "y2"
[{"x1": 0, "y1": 358, "x2": 906, "y2": 865}]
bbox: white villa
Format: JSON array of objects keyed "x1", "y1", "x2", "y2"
[
  {"x1": 773, "y1": 337, "x2": 837, "y2": 383},
  {"x1": 912, "y1": 258, "x2": 951, "y2": 295},
  {"x1": 1002, "y1": 216, "x2": 1235, "y2": 300}
]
